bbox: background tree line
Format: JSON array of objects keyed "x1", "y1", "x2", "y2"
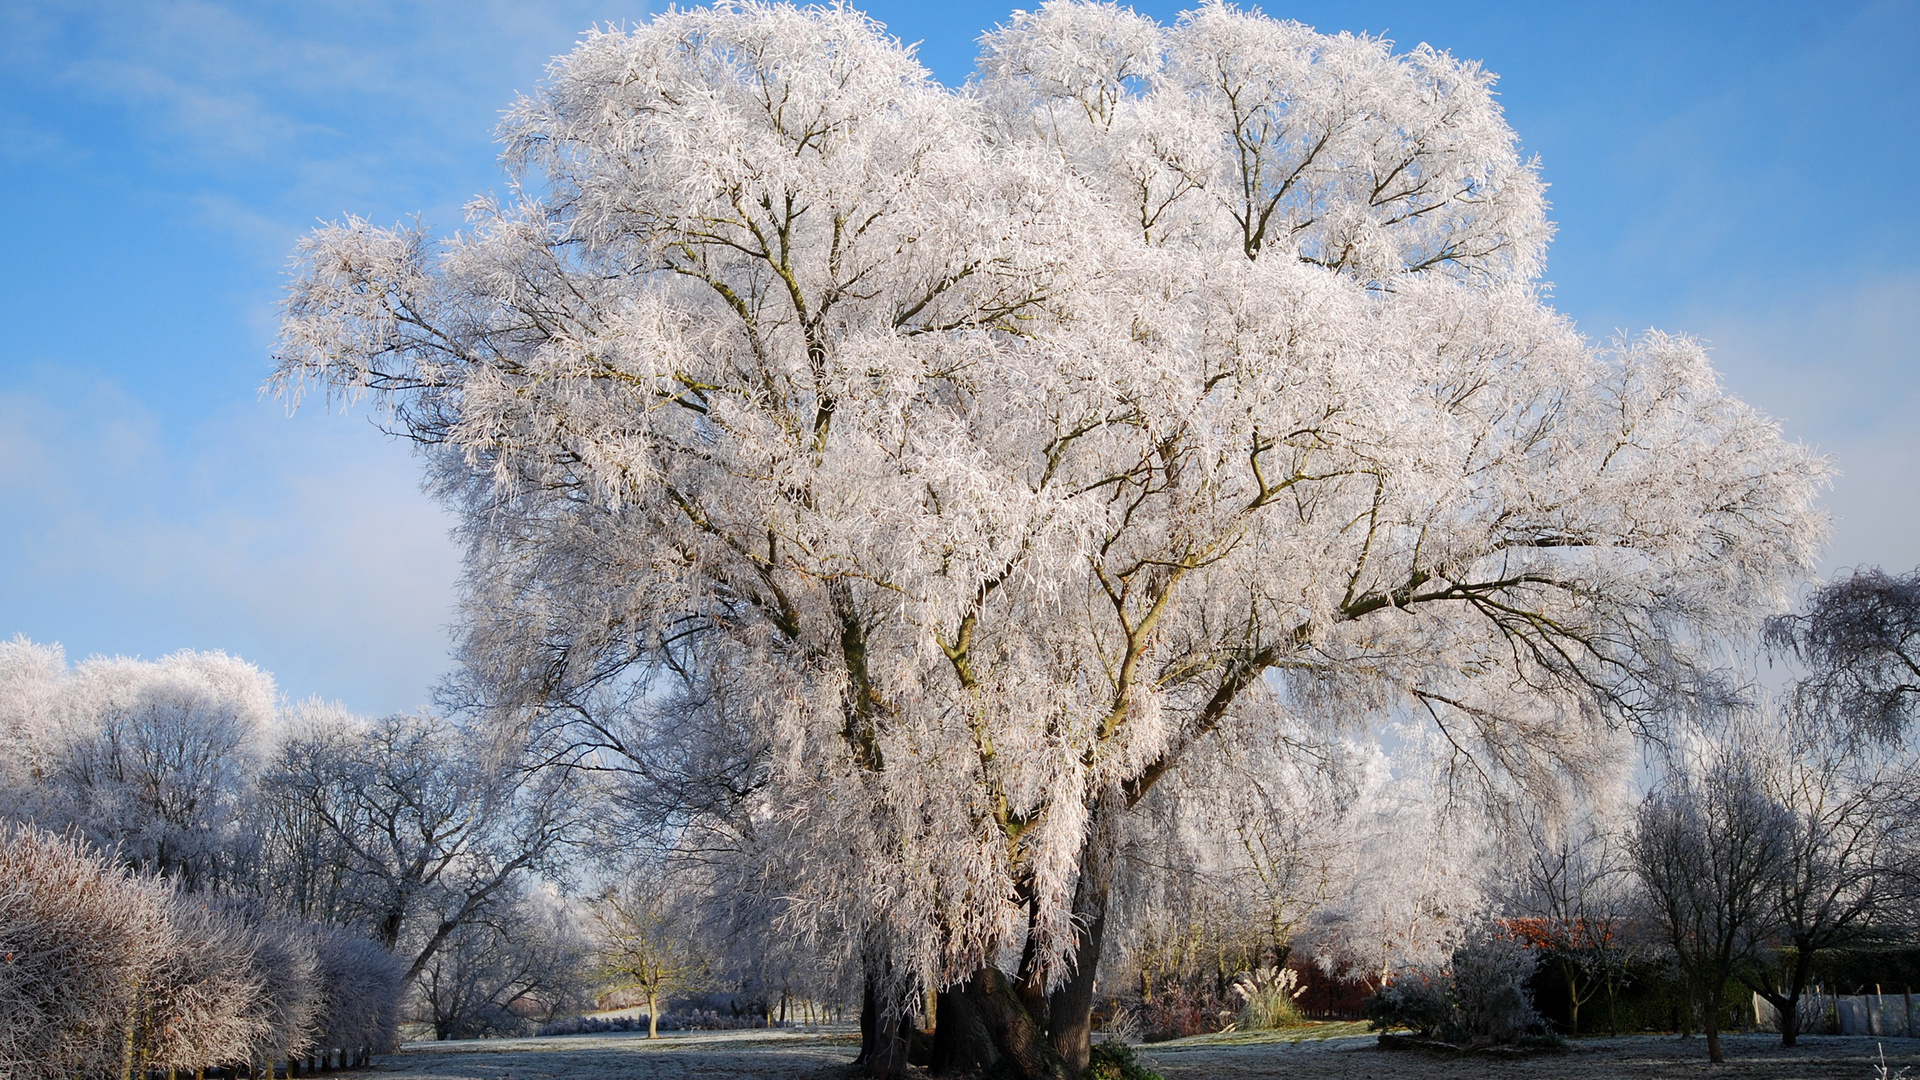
[{"x1": 9, "y1": 568, "x2": 1918, "y2": 1073}]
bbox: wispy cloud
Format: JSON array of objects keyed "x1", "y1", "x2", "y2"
[{"x1": 0, "y1": 368, "x2": 460, "y2": 715}]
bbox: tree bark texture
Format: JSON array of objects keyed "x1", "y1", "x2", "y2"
[
  {"x1": 964, "y1": 967, "x2": 1075, "y2": 1080},
  {"x1": 1045, "y1": 834, "x2": 1112, "y2": 1074}
]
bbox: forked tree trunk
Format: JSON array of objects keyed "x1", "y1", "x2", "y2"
[
  {"x1": 1781, "y1": 991, "x2": 1802, "y2": 1047},
  {"x1": 965, "y1": 796, "x2": 1119, "y2": 1080},
  {"x1": 1776, "y1": 941, "x2": 1817, "y2": 1048},
  {"x1": 1758, "y1": 984, "x2": 1805, "y2": 1047}
]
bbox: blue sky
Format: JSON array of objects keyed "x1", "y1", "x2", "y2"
[{"x1": 2, "y1": 0, "x2": 1915, "y2": 716}]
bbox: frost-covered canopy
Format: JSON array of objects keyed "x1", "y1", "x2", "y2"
[{"x1": 272, "y1": 0, "x2": 1825, "y2": 1051}]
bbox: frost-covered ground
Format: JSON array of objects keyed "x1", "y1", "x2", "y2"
[
  {"x1": 376, "y1": 1026, "x2": 1920, "y2": 1079},
  {"x1": 382, "y1": 1027, "x2": 859, "y2": 1079},
  {"x1": 1137, "y1": 1028, "x2": 1920, "y2": 1080}
]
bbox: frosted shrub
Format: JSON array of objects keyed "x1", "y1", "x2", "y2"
[
  {"x1": 1365, "y1": 969, "x2": 1452, "y2": 1037},
  {"x1": 1366, "y1": 932, "x2": 1547, "y2": 1046},
  {"x1": 0, "y1": 826, "x2": 172, "y2": 1078},
  {"x1": 1448, "y1": 933, "x2": 1545, "y2": 1044},
  {"x1": 311, "y1": 926, "x2": 404, "y2": 1054},
  {"x1": 0, "y1": 827, "x2": 401, "y2": 1075},
  {"x1": 145, "y1": 901, "x2": 278, "y2": 1072},
  {"x1": 0, "y1": 833, "x2": 285, "y2": 1075}
]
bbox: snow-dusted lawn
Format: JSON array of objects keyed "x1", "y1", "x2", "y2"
[
  {"x1": 384, "y1": 1027, "x2": 860, "y2": 1079},
  {"x1": 1138, "y1": 1030, "x2": 1920, "y2": 1080},
  {"x1": 379, "y1": 1026, "x2": 1920, "y2": 1079}
]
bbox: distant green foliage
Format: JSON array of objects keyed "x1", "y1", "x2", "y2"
[{"x1": 1087, "y1": 1042, "x2": 1164, "y2": 1080}]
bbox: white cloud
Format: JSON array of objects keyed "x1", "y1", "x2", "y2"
[{"x1": 0, "y1": 370, "x2": 460, "y2": 716}]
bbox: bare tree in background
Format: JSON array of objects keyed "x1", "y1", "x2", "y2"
[
  {"x1": 1749, "y1": 570, "x2": 1920, "y2": 1045},
  {"x1": 1746, "y1": 728, "x2": 1906, "y2": 1046},
  {"x1": 1766, "y1": 568, "x2": 1920, "y2": 744},
  {"x1": 1631, "y1": 753, "x2": 1787, "y2": 1063},
  {"x1": 1504, "y1": 813, "x2": 1642, "y2": 1036},
  {"x1": 261, "y1": 711, "x2": 587, "y2": 986},
  {"x1": 412, "y1": 886, "x2": 591, "y2": 1040},
  {"x1": 593, "y1": 870, "x2": 707, "y2": 1039}
]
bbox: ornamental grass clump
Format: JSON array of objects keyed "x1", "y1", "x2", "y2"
[{"x1": 1231, "y1": 966, "x2": 1309, "y2": 1031}]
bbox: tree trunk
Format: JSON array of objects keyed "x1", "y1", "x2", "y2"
[
  {"x1": 1044, "y1": 790, "x2": 1118, "y2": 1074},
  {"x1": 865, "y1": 1016, "x2": 912, "y2": 1077},
  {"x1": 1783, "y1": 941, "x2": 1816, "y2": 1047},
  {"x1": 964, "y1": 967, "x2": 1075, "y2": 1080},
  {"x1": 930, "y1": 989, "x2": 1000, "y2": 1076},
  {"x1": 648, "y1": 991, "x2": 659, "y2": 1039},
  {"x1": 1046, "y1": 872, "x2": 1110, "y2": 1072},
  {"x1": 857, "y1": 975, "x2": 876, "y2": 1064},
  {"x1": 1562, "y1": 960, "x2": 1580, "y2": 1036},
  {"x1": 1704, "y1": 984, "x2": 1724, "y2": 1063},
  {"x1": 1045, "y1": 912, "x2": 1106, "y2": 1074},
  {"x1": 856, "y1": 973, "x2": 913, "y2": 1079}
]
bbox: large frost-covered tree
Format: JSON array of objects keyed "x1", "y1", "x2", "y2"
[{"x1": 272, "y1": 3, "x2": 1826, "y2": 1076}]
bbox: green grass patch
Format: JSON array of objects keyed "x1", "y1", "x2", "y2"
[
  {"x1": 1086, "y1": 1042, "x2": 1164, "y2": 1080},
  {"x1": 1143, "y1": 1020, "x2": 1374, "y2": 1047}
]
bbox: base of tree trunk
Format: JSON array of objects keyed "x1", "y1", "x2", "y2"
[
  {"x1": 856, "y1": 975, "x2": 917, "y2": 1079},
  {"x1": 964, "y1": 968, "x2": 1075, "y2": 1080},
  {"x1": 930, "y1": 989, "x2": 1001, "y2": 1076}
]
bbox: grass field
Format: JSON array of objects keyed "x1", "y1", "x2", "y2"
[{"x1": 377, "y1": 1025, "x2": 1920, "y2": 1079}]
